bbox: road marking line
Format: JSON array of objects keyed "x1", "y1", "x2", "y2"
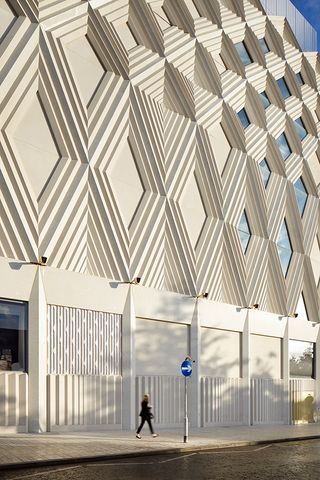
[
  {"x1": 9, "y1": 466, "x2": 82, "y2": 479},
  {"x1": 86, "y1": 462, "x2": 155, "y2": 467},
  {"x1": 158, "y1": 453, "x2": 197, "y2": 463},
  {"x1": 200, "y1": 444, "x2": 272, "y2": 455}
]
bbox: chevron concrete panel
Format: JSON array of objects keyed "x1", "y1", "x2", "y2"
[{"x1": 1, "y1": 0, "x2": 319, "y2": 323}]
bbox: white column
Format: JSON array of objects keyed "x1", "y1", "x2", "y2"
[
  {"x1": 122, "y1": 286, "x2": 136, "y2": 430},
  {"x1": 190, "y1": 301, "x2": 200, "y2": 427},
  {"x1": 28, "y1": 268, "x2": 47, "y2": 433},
  {"x1": 242, "y1": 313, "x2": 251, "y2": 425},
  {"x1": 282, "y1": 320, "x2": 290, "y2": 424},
  {"x1": 315, "y1": 328, "x2": 320, "y2": 422}
]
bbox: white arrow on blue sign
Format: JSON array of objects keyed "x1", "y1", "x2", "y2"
[{"x1": 181, "y1": 360, "x2": 192, "y2": 377}]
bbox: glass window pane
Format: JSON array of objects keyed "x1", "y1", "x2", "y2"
[
  {"x1": 234, "y1": 42, "x2": 252, "y2": 66},
  {"x1": 276, "y1": 78, "x2": 291, "y2": 99},
  {"x1": 296, "y1": 72, "x2": 304, "y2": 86},
  {"x1": 259, "y1": 158, "x2": 271, "y2": 187},
  {"x1": 260, "y1": 91, "x2": 270, "y2": 109},
  {"x1": 0, "y1": 300, "x2": 27, "y2": 372},
  {"x1": 289, "y1": 340, "x2": 314, "y2": 378},
  {"x1": 259, "y1": 37, "x2": 270, "y2": 54},
  {"x1": 294, "y1": 178, "x2": 308, "y2": 216},
  {"x1": 295, "y1": 117, "x2": 307, "y2": 141},
  {"x1": 277, "y1": 133, "x2": 292, "y2": 160},
  {"x1": 238, "y1": 108, "x2": 250, "y2": 129},
  {"x1": 277, "y1": 221, "x2": 292, "y2": 250},
  {"x1": 239, "y1": 231, "x2": 250, "y2": 253},
  {"x1": 238, "y1": 211, "x2": 251, "y2": 253},
  {"x1": 277, "y1": 245, "x2": 292, "y2": 276}
]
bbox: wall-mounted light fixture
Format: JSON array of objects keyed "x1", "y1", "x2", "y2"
[
  {"x1": 241, "y1": 303, "x2": 259, "y2": 310},
  {"x1": 31, "y1": 256, "x2": 47, "y2": 266},
  {"x1": 195, "y1": 292, "x2": 208, "y2": 299},
  {"x1": 287, "y1": 312, "x2": 298, "y2": 318},
  {"x1": 129, "y1": 277, "x2": 141, "y2": 285}
]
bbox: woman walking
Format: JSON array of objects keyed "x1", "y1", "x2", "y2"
[{"x1": 136, "y1": 394, "x2": 158, "y2": 439}]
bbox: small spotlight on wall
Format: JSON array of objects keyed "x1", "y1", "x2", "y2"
[
  {"x1": 241, "y1": 303, "x2": 259, "y2": 310},
  {"x1": 196, "y1": 292, "x2": 208, "y2": 299},
  {"x1": 287, "y1": 313, "x2": 298, "y2": 318},
  {"x1": 39, "y1": 256, "x2": 47, "y2": 266},
  {"x1": 130, "y1": 277, "x2": 141, "y2": 285}
]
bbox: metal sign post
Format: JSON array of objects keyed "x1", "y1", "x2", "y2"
[{"x1": 180, "y1": 358, "x2": 192, "y2": 443}]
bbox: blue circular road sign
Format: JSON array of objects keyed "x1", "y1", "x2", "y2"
[{"x1": 181, "y1": 360, "x2": 192, "y2": 377}]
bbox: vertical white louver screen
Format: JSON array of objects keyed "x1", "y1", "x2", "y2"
[{"x1": 47, "y1": 305, "x2": 121, "y2": 375}]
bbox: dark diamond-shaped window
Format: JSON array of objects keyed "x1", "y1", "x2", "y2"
[
  {"x1": 296, "y1": 72, "x2": 304, "y2": 87},
  {"x1": 259, "y1": 158, "x2": 271, "y2": 187},
  {"x1": 235, "y1": 42, "x2": 253, "y2": 66},
  {"x1": 238, "y1": 108, "x2": 250, "y2": 129},
  {"x1": 238, "y1": 210, "x2": 251, "y2": 253},
  {"x1": 260, "y1": 91, "x2": 270, "y2": 109},
  {"x1": 294, "y1": 177, "x2": 308, "y2": 216},
  {"x1": 277, "y1": 77, "x2": 291, "y2": 99},
  {"x1": 277, "y1": 133, "x2": 292, "y2": 160},
  {"x1": 294, "y1": 117, "x2": 307, "y2": 141},
  {"x1": 259, "y1": 37, "x2": 270, "y2": 54},
  {"x1": 277, "y1": 220, "x2": 292, "y2": 276}
]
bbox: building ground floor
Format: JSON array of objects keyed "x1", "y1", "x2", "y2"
[{"x1": 0, "y1": 256, "x2": 319, "y2": 434}]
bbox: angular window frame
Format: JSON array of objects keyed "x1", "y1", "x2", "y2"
[
  {"x1": 294, "y1": 177, "x2": 308, "y2": 217},
  {"x1": 276, "y1": 220, "x2": 293, "y2": 277},
  {"x1": 295, "y1": 72, "x2": 304, "y2": 87},
  {"x1": 294, "y1": 117, "x2": 307, "y2": 141},
  {"x1": 260, "y1": 90, "x2": 271, "y2": 109},
  {"x1": 237, "y1": 108, "x2": 250, "y2": 129},
  {"x1": 289, "y1": 340, "x2": 315, "y2": 378},
  {"x1": 277, "y1": 133, "x2": 292, "y2": 161},
  {"x1": 238, "y1": 210, "x2": 251, "y2": 254},
  {"x1": 276, "y1": 77, "x2": 291, "y2": 99},
  {"x1": 259, "y1": 158, "x2": 271, "y2": 188},
  {"x1": 234, "y1": 41, "x2": 253, "y2": 66},
  {"x1": 259, "y1": 37, "x2": 270, "y2": 54}
]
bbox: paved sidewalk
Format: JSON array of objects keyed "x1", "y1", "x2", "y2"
[{"x1": 0, "y1": 423, "x2": 320, "y2": 470}]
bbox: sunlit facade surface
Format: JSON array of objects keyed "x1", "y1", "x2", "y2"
[{"x1": 0, "y1": 0, "x2": 319, "y2": 434}]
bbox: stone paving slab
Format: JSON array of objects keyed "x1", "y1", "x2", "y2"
[{"x1": 0, "y1": 424, "x2": 319, "y2": 470}]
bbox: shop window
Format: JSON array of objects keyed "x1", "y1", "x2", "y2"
[
  {"x1": 259, "y1": 158, "x2": 271, "y2": 187},
  {"x1": 276, "y1": 220, "x2": 292, "y2": 276},
  {"x1": 260, "y1": 90, "x2": 270, "y2": 109},
  {"x1": 234, "y1": 41, "x2": 253, "y2": 66},
  {"x1": 259, "y1": 37, "x2": 270, "y2": 54},
  {"x1": 276, "y1": 77, "x2": 291, "y2": 99},
  {"x1": 238, "y1": 108, "x2": 250, "y2": 129},
  {"x1": 289, "y1": 340, "x2": 315, "y2": 378},
  {"x1": 0, "y1": 299, "x2": 27, "y2": 372},
  {"x1": 238, "y1": 210, "x2": 251, "y2": 253},
  {"x1": 294, "y1": 117, "x2": 307, "y2": 141},
  {"x1": 277, "y1": 133, "x2": 292, "y2": 160},
  {"x1": 294, "y1": 177, "x2": 308, "y2": 216}
]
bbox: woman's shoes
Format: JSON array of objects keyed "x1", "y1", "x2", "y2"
[
  {"x1": 136, "y1": 434, "x2": 141, "y2": 439},
  {"x1": 152, "y1": 433, "x2": 158, "y2": 437}
]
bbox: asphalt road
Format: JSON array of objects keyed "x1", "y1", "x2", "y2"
[{"x1": 1, "y1": 440, "x2": 320, "y2": 480}]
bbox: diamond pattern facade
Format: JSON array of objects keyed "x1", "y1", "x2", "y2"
[{"x1": 0, "y1": 0, "x2": 319, "y2": 322}]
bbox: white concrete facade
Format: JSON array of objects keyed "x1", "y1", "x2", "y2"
[{"x1": 0, "y1": 0, "x2": 320, "y2": 433}]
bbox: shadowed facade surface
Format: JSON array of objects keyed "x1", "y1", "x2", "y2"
[{"x1": 0, "y1": 0, "x2": 319, "y2": 434}]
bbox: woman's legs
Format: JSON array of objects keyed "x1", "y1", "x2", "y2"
[
  {"x1": 146, "y1": 417, "x2": 154, "y2": 434},
  {"x1": 136, "y1": 417, "x2": 145, "y2": 434}
]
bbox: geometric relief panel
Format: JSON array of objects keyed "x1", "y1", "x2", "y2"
[
  {"x1": 5, "y1": 94, "x2": 60, "y2": 200},
  {"x1": 63, "y1": 35, "x2": 105, "y2": 107},
  {"x1": 0, "y1": 0, "x2": 15, "y2": 42},
  {"x1": 108, "y1": 139, "x2": 145, "y2": 229},
  {"x1": 179, "y1": 171, "x2": 206, "y2": 249},
  {"x1": 47, "y1": 305, "x2": 122, "y2": 376},
  {"x1": 310, "y1": 235, "x2": 320, "y2": 286}
]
